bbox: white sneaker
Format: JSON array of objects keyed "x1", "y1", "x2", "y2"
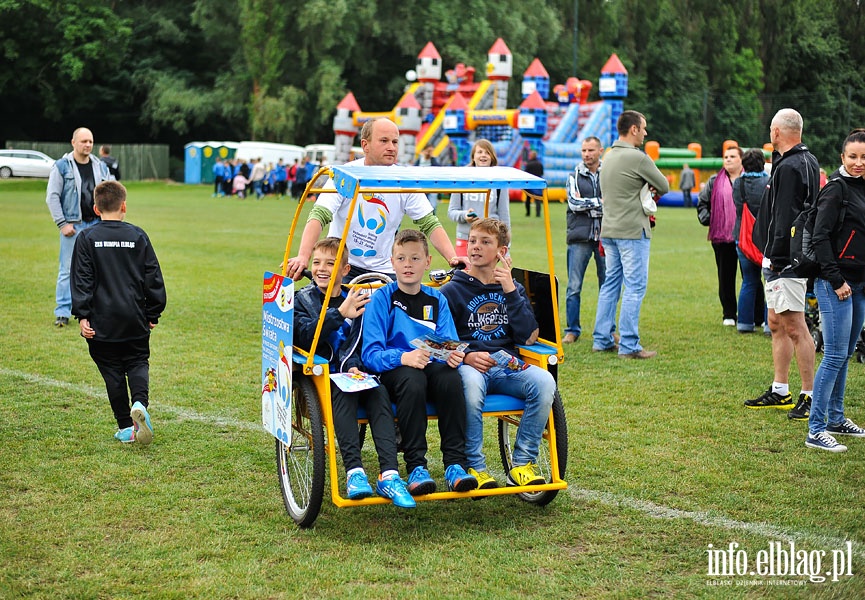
[
  {"x1": 805, "y1": 431, "x2": 847, "y2": 452},
  {"x1": 722, "y1": 319, "x2": 736, "y2": 326}
]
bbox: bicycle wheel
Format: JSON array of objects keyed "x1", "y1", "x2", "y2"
[
  {"x1": 276, "y1": 375, "x2": 326, "y2": 527},
  {"x1": 498, "y1": 389, "x2": 568, "y2": 506}
]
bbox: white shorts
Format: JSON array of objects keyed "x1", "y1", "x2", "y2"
[{"x1": 764, "y1": 277, "x2": 807, "y2": 313}]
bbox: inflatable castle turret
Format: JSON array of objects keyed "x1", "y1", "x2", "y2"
[
  {"x1": 522, "y1": 58, "x2": 550, "y2": 101},
  {"x1": 442, "y1": 93, "x2": 471, "y2": 166},
  {"x1": 598, "y1": 53, "x2": 628, "y2": 147},
  {"x1": 333, "y1": 92, "x2": 361, "y2": 164},
  {"x1": 396, "y1": 94, "x2": 422, "y2": 164},
  {"x1": 486, "y1": 38, "x2": 512, "y2": 110},
  {"x1": 518, "y1": 90, "x2": 548, "y2": 160},
  {"x1": 416, "y1": 42, "x2": 442, "y2": 119}
]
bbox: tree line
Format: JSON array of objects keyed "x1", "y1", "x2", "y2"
[{"x1": 1, "y1": 0, "x2": 862, "y2": 166}]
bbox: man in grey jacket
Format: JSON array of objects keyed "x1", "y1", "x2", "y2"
[
  {"x1": 46, "y1": 127, "x2": 112, "y2": 327},
  {"x1": 680, "y1": 163, "x2": 695, "y2": 208},
  {"x1": 592, "y1": 110, "x2": 669, "y2": 358}
]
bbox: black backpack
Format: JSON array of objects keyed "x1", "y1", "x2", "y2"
[{"x1": 789, "y1": 177, "x2": 849, "y2": 278}]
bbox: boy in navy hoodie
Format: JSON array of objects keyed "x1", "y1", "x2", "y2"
[
  {"x1": 440, "y1": 219, "x2": 555, "y2": 488},
  {"x1": 361, "y1": 230, "x2": 478, "y2": 495},
  {"x1": 294, "y1": 237, "x2": 414, "y2": 508}
]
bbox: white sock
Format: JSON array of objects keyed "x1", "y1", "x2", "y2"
[
  {"x1": 346, "y1": 467, "x2": 365, "y2": 479},
  {"x1": 800, "y1": 390, "x2": 812, "y2": 398},
  {"x1": 380, "y1": 469, "x2": 399, "y2": 480},
  {"x1": 772, "y1": 382, "x2": 789, "y2": 396}
]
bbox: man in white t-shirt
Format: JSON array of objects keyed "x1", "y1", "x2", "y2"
[{"x1": 285, "y1": 118, "x2": 462, "y2": 280}]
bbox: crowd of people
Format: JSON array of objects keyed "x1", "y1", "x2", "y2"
[
  {"x1": 49, "y1": 107, "x2": 864, "y2": 504},
  {"x1": 211, "y1": 156, "x2": 323, "y2": 200}
]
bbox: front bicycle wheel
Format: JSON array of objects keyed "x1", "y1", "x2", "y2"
[
  {"x1": 276, "y1": 375, "x2": 326, "y2": 527},
  {"x1": 498, "y1": 389, "x2": 568, "y2": 506}
]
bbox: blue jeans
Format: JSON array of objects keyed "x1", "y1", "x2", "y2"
[
  {"x1": 592, "y1": 234, "x2": 651, "y2": 354},
  {"x1": 809, "y1": 278, "x2": 865, "y2": 434},
  {"x1": 55, "y1": 220, "x2": 99, "y2": 318},
  {"x1": 253, "y1": 180, "x2": 264, "y2": 199},
  {"x1": 736, "y1": 246, "x2": 766, "y2": 332},
  {"x1": 458, "y1": 363, "x2": 555, "y2": 471},
  {"x1": 565, "y1": 241, "x2": 605, "y2": 337}
]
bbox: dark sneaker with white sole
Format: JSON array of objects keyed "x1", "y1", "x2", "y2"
[
  {"x1": 805, "y1": 431, "x2": 847, "y2": 452},
  {"x1": 826, "y1": 418, "x2": 865, "y2": 437}
]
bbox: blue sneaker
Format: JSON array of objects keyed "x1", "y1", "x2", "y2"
[
  {"x1": 444, "y1": 464, "x2": 478, "y2": 492},
  {"x1": 130, "y1": 402, "x2": 153, "y2": 446},
  {"x1": 376, "y1": 474, "x2": 416, "y2": 508},
  {"x1": 346, "y1": 471, "x2": 373, "y2": 499},
  {"x1": 114, "y1": 426, "x2": 135, "y2": 443},
  {"x1": 407, "y1": 466, "x2": 436, "y2": 496},
  {"x1": 805, "y1": 431, "x2": 847, "y2": 453}
]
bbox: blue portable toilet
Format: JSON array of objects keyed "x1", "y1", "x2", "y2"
[{"x1": 184, "y1": 142, "x2": 208, "y2": 184}]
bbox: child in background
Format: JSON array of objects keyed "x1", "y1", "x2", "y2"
[
  {"x1": 361, "y1": 230, "x2": 478, "y2": 495},
  {"x1": 293, "y1": 238, "x2": 414, "y2": 507},
  {"x1": 447, "y1": 139, "x2": 511, "y2": 256},
  {"x1": 233, "y1": 171, "x2": 249, "y2": 198},
  {"x1": 71, "y1": 181, "x2": 167, "y2": 445}
]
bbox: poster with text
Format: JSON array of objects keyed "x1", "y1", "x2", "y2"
[{"x1": 261, "y1": 272, "x2": 293, "y2": 442}]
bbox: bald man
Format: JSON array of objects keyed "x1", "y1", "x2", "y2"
[
  {"x1": 46, "y1": 127, "x2": 113, "y2": 327},
  {"x1": 285, "y1": 118, "x2": 462, "y2": 281}
]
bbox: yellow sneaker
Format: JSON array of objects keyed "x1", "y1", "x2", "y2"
[
  {"x1": 507, "y1": 463, "x2": 545, "y2": 487},
  {"x1": 468, "y1": 468, "x2": 498, "y2": 489}
]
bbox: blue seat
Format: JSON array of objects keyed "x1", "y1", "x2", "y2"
[{"x1": 357, "y1": 393, "x2": 525, "y2": 420}]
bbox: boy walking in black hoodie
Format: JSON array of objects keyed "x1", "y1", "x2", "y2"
[{"x1": 71, "y1": 181, "x2": 166, "y2": 445}]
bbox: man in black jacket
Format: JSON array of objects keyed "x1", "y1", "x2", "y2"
[{"x1": 745, "y1": 109, "x2": 819, "y2": 419}]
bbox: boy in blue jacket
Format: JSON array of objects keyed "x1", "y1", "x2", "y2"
[
  {"x1": 361, "y1": 230, "x2": 478, "y2": 495},
  {"x1": 440, "y1": 219, "x2": 555, "y2": 488},
  {"x1": 294, "y1": 237, "x2": 414, "y2": 508}
]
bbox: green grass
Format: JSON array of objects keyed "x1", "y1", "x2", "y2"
[{"x1": 2, "y1": 179, "x2": 864, "y2": 599}]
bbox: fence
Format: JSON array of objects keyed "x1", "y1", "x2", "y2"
[{"x1": 5, "y1": 142, "x2": 169, "y2": 180}]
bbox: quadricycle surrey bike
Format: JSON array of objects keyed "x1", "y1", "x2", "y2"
[{"x1": 261, "y1": 164, "x2": 568, "y2": 527}]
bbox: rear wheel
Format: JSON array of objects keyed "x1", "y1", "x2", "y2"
[
  {"x1": 498, "y1": 389, "x2": 568, "y2": 506},
  {"x1": 0, "y1": 166, "x2": 11, "y2": 179},
  {"x1": 276, "y1": 375, "x2": 325, "y2": 528}
]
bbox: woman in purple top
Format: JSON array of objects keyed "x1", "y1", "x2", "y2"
[{"x1": 698, "y1": 146, "x2": 743, "y2": 326}]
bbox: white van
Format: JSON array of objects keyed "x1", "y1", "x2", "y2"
[
  {"x1": 304, "y1": 144, "x2": 335, "y2": 164},
  {"x1": 235, "y1": 141, "x2": 305, "y2": 166}
]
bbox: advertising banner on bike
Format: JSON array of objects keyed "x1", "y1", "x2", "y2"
[{"x1": 261, "y1": 272, "x2": 294, "y2": 442}]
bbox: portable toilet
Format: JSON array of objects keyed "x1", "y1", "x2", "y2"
[{"x1": 184, "y1": 142, "x2": 207, "y2": 184}]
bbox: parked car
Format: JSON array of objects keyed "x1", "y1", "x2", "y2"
[{"x1": 0, "y1": 149, "x2": 55, "y2": 178}]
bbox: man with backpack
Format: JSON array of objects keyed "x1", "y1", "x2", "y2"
[{"x1": 745, "y1": 109, "x2": 820, "y2": 421}]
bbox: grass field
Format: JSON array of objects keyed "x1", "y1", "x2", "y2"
[{"x1": 2, "y1": 179, "x2": 864, "y2": 599}]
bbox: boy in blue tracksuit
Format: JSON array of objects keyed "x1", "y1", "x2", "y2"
[
  {"x1": 440, "y1": 219, "x2": 555, "y2": 488},
  {"x1": 294, "y1": 237, "x2": 414, "y2": 508},
  {"x1": 361, "y1": 230, "x2": 478, "y2": 495}
]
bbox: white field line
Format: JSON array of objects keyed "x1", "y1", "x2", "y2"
[
  {"x1": 5, "y1": 366, "x2": 863, "y2": 557},
  {"x1": 0, "y1": 367, "x2": 260, "y2": 432}
]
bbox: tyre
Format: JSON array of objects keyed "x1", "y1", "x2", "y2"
[
  {"x1": 276, "y1": 375, "x2": 326, "y2": 528},
  {"x1": 0, "y1": 166, "x2": 11, "y2": 179},
  {"x1": 811, "y1": 327, "x2": 823, "y2": 353},
  {"x1": 497, "y1": 389, "x2": 568, "y2": 506}
]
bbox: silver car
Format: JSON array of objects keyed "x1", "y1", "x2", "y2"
[{"x1": 0, "y1": 149, "x2": 55, "y2": 179}]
